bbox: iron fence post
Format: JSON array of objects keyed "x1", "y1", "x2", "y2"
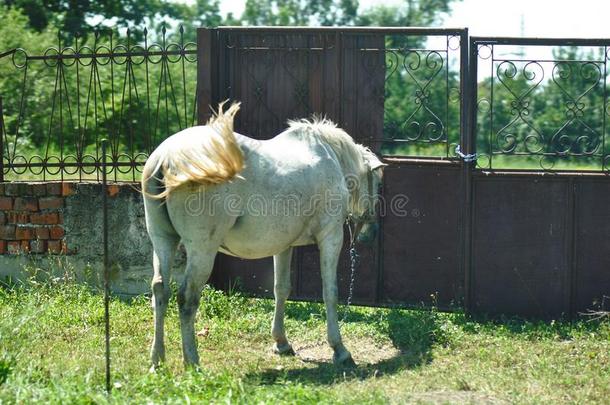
[
  {"x1": 102, "y1": 139, "x2": 111, "y2": 393},
  {"x1": 460, "y1": 29, "x2": 475, "y2": 315}
]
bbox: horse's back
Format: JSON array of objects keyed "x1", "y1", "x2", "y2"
[{"x1": 147, "y1": 125, "x2": 348, "y2": 259}]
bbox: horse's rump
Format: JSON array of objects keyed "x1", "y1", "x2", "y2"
[{"x1": 142, "y1": 102, "x2": 244, "y2": 199}]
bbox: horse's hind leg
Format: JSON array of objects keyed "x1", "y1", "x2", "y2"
[
  {"x1": 272, "y1": 247, "x2": 295, "y2": 355},
  {"x1": 178, "y1": 248, "x2": 217, "y2": 368},
  {"x1": 318, "y1": 227, "x2": 355, "y2": 367},
  {"x1": 150, "y1": 237, "x2": 178, "y2": 371}
]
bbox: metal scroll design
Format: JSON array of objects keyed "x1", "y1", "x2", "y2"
[
  {"x1": 476, "y1": 43, "x2": 609, "y2": 171},
  {"x1": 367, "y1": 35, "x2": 461, "y2": 158},
  {"x1": 0, "y1": 26, "x2": 197, "y2": 181}
]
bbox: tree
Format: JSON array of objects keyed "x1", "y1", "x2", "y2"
[
  {"x1": 358, "y1": 0, "x2": 453, "y2": 27},
  {"x1": 241, "y1": 0, "x2": 359, "y2": 26},
  {"x1": 1, "y1": 0, "x2": 218, "y2": 34}
]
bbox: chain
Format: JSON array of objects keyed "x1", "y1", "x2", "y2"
[
  {"x1": 455, "y1": 144, "x2": 477, "y2": 163},
  {"x1": 343, "y1": 216, "x2": 359, "y2": 320}
]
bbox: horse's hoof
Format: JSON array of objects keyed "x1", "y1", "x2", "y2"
[
  {"x1": 333, "y1": 350, "x2": 356, "y2": 368},
  {"x1": 184, "y1": 363, "x2": 202, "y2": 373},
  {"x1": 273, "y1": 342, "x2": 295, "y2": 356}
]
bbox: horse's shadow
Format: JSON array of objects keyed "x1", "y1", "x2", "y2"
[{"x1": 247, "y1": 305, "x2": 441, "y2": 386}]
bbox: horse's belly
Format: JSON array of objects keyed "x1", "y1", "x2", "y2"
[{"x1": 219, "y1": 219, "x2": 314, "y2": 259}]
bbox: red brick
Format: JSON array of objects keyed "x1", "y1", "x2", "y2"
[
  {"x1": 30, "y1": 240, "x2": 46, "y2": 254},
  {"x1": 48, "y1": 240, "x2": 62, "y2": 254},
  {"x1": 49, "y1": 226, "x2": 64, "y2": 239},
  {"x1": 0, "y1": 240, "x2": 5, "y2": 254},
  {"x1": 108, "y1": 185, "x2": 120, "y2": 197},
  {"x1": 7, "y1": 241, "x2": 22, "y2": 254},
  {"x1": 0, "y1": 196, "x2": 12, "y2": 210},
  {"x1": 58, "y1": 212, "x2": 64, "y2": 224},
  {"x1": 32, "y1": 183, "x2": 48, "y2": 197},
  {"x1": 30, "y1": 212, "x2": 59, "y2": 225},
  {"x1": 0, "y1": 225, "x2": 16, "y2": 239},
  {"x1": 61, "y1": 183, "x2": 75, "y2": 196},
  {"x1": 38, "y1": 197, "x2": 64, "y2": 210},
  {"x1": 21, "y1": 240, "x2": 30, "y2": 252},
  {"x1": 0, "y1": 212, "x2": 5, "y2": 225},
  {"x1": 7, "y1": 212, "x2": 29, "y2": 224},
  {"x1": 13, "y1": 197, "x2": 38, "y2": 212},
  {"x1": 15, "y1": 226, "x2": 34, "y2": 240},
  {"x1": 35, "y1": 226, "x2": 50, "y2": 240},
  {"x1": 46, "y1": 183, "x2": 62, "y2": 196},
  {"x1": 4, "y1": 183, "x2": 22, "y2": 196}
]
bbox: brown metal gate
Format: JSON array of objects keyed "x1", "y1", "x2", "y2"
[
  {"x1": 467, "y1": 37, "x2": 610, "y2": 317},
  {"x1": 197, "y1": 27, "x2": 469, "y2": 310},
  {"x1": 196, "y1": 28, "x2": 610, "y2": 317}
]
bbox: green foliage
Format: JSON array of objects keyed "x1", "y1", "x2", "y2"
[
  {"x1": 241, "y1": 0, "x2": 359, "y2": 26},
  {"x1": 358, "y1": 0, "x2": 453, "y2": 27},
  {"x1": 2, "y1": 0, "x2": 215, "y2": 35}
]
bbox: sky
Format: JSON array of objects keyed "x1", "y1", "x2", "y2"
[{"x1": 218, "y1": 0, "x2": 610, "y2": 39}]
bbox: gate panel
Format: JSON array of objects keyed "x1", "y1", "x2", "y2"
[
  {"x1": 574, "y1": 179, "x2": 610, "y2": 312},
  {"x1": 381, "y1": 163, "x2": 463, "y2": 308},
  {"x1": 217, "y1": 29, "x2": 341, "y2": 137},
  {"x1": 340, "y1": 33, "x2": 385, "y2": 151},
  {"x1": 472, "y1": 176, "x2": 571, "y2": 317},
  {"x1": 200, "y1": 27, "x2": 468, "y2": 310},
  {"x1": 209, "y1": 29, "x2": 386, "y2": 304}
]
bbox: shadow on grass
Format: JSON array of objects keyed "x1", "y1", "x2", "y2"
[{"x1": 247, "y1": 307, "x2": 441, "y2": 386}]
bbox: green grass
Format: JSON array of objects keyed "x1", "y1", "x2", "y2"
[{"x1": 0, "y1": 273, "x2": 609, "y2": 404}]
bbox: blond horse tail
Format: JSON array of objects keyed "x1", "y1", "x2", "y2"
[{"x1": 142, "y1": 101, "x2": 244, "y2": 199}]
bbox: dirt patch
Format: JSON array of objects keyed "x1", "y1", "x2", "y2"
[
  {"x1": 401, "y1": 391, "x2": 510, "y2": 405},
  {"x1": 294, "y1": 337, "x2": 400, "y2": 365}
]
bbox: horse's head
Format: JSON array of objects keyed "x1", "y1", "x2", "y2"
[{"x1": 353, "y1": 150, "x2": 387, "y2": 244}]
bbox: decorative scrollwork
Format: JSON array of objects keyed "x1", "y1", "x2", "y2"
[
  {"x1": 0, "y1": 25, "x2": 197, "y2": 181},
  {"x1": 479, "y1": 41, "x2": 609, "y2": 171},
  {"x1": 382, "y1": 49, "x2": 448, "y2": 145}
]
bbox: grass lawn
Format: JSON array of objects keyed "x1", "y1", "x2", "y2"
[{"x1": 0, "y1": 275, "x2": 608, "y2": 404}]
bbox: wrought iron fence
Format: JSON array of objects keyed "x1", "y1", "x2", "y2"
[
  {"x1": 472, "y1": 37, "x2": 610, "y2": 172},
  {"x1": 4, "y1": 29, "x2": 610, "y2": 180},
  {"x1": 372, "y1": 32, "x2": 463, "y2": 158},
  {"x1": 0, "y1": 26, "x2": 197, "y2": 182}
]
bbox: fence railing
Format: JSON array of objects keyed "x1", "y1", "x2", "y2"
[
  {"x1": 0, "y1": 26, "x2": 197, "y2": 182},
  {"x1": 472, "y1": 37, "x2": 610, "y2": 172},
  {"x1": 3, "y1": 29, "x2": 610, "y2": 181}
]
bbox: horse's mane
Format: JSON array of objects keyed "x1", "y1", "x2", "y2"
[
  {"x1": 286, "y1": 117, "x2": 369, "y2": 179},
  {"x1": 287, "y1": 117, "x2": 372, "y2": 217}
]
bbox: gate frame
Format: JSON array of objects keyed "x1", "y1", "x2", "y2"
[{"x1": 194, "y1": 27, "x2": 610, "y2": 317}]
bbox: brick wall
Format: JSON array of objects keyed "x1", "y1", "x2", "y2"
[
  {"x1": 0, "y1": 182, "x2": 75, "y2": 255},
  {"x1": 0, "y1": 182, "x2": 169, "y2": 295}
]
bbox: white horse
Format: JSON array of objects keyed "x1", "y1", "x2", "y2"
[{"x1": 142, "y1": 102, "x2": 386, "y2": 370}]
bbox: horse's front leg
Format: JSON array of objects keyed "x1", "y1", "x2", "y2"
[
  {"x1": 271, "y1": 247, "x2": 295, "y2": 355},
  {"x1": 317, "y1": 227, "x2": 355, "y2": 367},
  {"x1": 177, "y1": 249, "x2": 216, "y2": 368}
]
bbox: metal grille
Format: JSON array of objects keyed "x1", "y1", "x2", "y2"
[
  {"x1": 0, "y1": 26, "x2": 197, "y2": 182},
  {"x1": 473, "y1": 37, "x2": 610, "y2": 172}
]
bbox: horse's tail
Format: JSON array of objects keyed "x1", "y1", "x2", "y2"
[{"x1": 142, "y1": 101, "x2": 244, "y2": 200}]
